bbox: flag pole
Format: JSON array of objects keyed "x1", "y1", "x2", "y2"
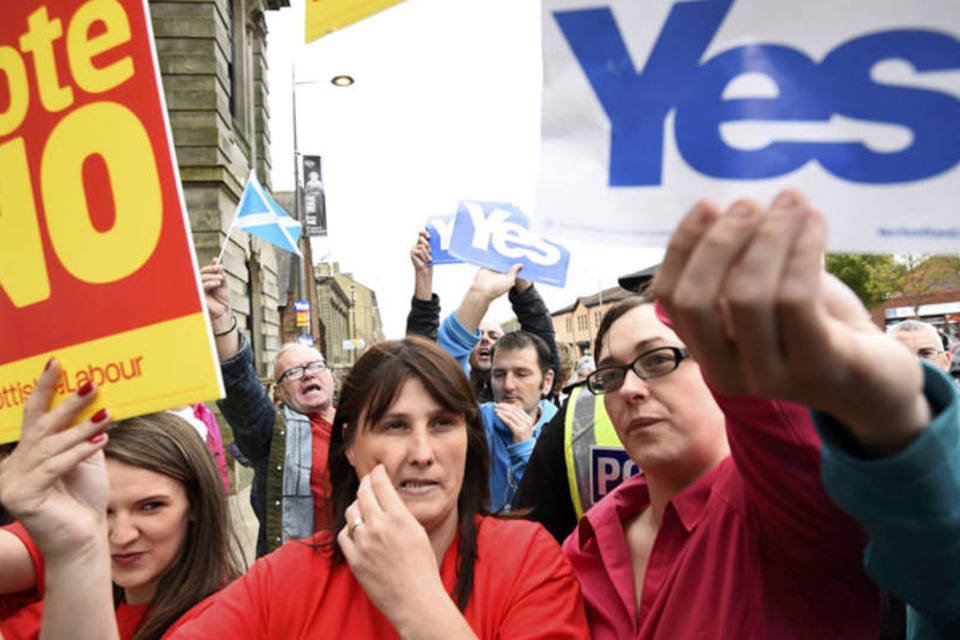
[
  {"x1": 216, "y1": 221, "x2": 235, "y2": 263},
  {"x1": 217, "y1": 171, "x2": 251, "y2": 263}
]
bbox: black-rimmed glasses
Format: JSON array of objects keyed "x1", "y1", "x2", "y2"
[
  {"x1": 277, "y1": 360, "x2": 327, "y2": 383},
  {"x1": 586, "y1": 347, "x2": 689, "y2": 395}
]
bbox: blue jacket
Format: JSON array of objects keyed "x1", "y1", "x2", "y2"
[
  {"x1": 439, "y1": 312, "x2": 559, "y2": 510},
  {"x1": 437, "y1": 311, "x2": 478, "y2": 376},
  {"x1": 481, "y1": 399, "x2": 558, "y2": 512},
  {"x1": 815, "y1": 363, "x2": 960, "y2": 639}
]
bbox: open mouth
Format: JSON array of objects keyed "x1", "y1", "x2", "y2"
[
  {"x1": 399, "y1": 480, "x2": 439, "y2": 495},
  {"x1": 302, "y1": 382, "x2": 323, "y2": 394},
  {"x1": 477, "y1": 347, "x2": 491, "y2": 358}
]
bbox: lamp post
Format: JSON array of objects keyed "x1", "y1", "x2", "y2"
[
  {"x1": 290, "y1": 67, "x2": 308, "y2": 335},
  {"x1": 290, "y1": 69, "x2": 354, "y2": 338}
]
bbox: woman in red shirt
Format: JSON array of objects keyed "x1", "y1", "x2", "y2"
[
  {"x1": 1, "y1": 339, "x2": 588, "y2": 639},
  {"x1": 0, "y1": 411, "x2": 243, "y2": 640}
]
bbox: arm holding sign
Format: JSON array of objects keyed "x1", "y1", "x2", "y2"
[
  {"x1": 405, "y1": 230, "x2": 441, "y2": 342},
  {"x1": 816, "y1": 364, "x2": 960, "y2": 638},
  {"x1": 437, "y1": 266, "x2": 521, "y2": 372},
  {"x1": 200, "y1": 262, "x2": 276, "y2": 466}
]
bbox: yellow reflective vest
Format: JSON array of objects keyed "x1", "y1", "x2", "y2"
[{"x1": 563, "y1": 384, "x2": 641, "y2": 519}]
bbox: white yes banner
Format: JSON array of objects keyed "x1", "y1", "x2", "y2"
[{"x1": 537, "y1": 0, "x2": 960, "y2": 253}]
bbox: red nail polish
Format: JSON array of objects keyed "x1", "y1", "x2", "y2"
[
  {"x1": 44, "y1": 357, "x2": 55, "y2": 372},
  {"x1": 87, "y1": 433, "x2": 106, "y2": 445},
  {"x1": 78, "y1": 382, "x2": 94, "y2": 397},
  {"x1": 91, "y1": 408, "x2": 108, "y2": 423}
]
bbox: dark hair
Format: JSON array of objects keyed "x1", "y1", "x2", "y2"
[
  {"x1": 327, "y1": 337, "x2": 490, "y2": 610},
  {"x1": 105, "y1": 413, "x2": 244, "y2": 640},
  {"x1": 490, "y1": 331, "x2": 552, "y2": 375},
  {"x1": 593, "y1": 295, "x2": 652, "y2": 360}
]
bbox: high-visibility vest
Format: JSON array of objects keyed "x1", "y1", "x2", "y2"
[{"x1": 563, "y1": 384, "x2": 641, "y2": 519}]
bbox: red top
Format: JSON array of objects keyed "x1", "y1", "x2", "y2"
[
  {"x1": 0, "y1": 601, "x2": 147, "y2": 640},
  {"x1": 0, "y1": 525, "x2": 148, "y2": 639},
  {"x1": 310, "y1": 414, "x2": 333, "y2": 532},
  {"x1": 563, "y1": 396, "x2": 881, "y2": 639},
  {"x1": 0, "y1": 523, "x2": 44, "y2": 621},
  {"x1": 165, "y1": 517, "x2": 589, "y2": 639}
]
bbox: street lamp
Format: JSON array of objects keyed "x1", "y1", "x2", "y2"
[{"x1": 290, "y1": 69, "x2": 354, "y2": 335}]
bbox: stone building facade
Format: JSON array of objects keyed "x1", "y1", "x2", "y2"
[
  {"x1": 551, "y1": 286, "x2": 634, "y2": 358},
  {"x1": 151, "y1": 0, "x2": 288, "y2": 377},
  {"x1": 315, "y1": 271, "x2": 352, "y2": 371},
  {"x1": 315, "y1": 262, "x2": 385, "y2": 369}
]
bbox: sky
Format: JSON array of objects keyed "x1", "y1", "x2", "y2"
[{"x1": 265, "y1": 0, "x2": 663, "y2": 338}]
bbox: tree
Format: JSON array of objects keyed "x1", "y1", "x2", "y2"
[
  {"x1": 825, "y1": 253, "x2": 904, "y2": 309},
  {"x1": 897, "y1": 254, "x2": 960, "y2": 316}
]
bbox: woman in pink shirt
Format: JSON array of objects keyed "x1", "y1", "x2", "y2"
[{"x1": 565, "y1": 191, "x2": 932, "y2": 638}]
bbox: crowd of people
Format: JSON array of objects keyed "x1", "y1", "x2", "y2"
[{"x1": 0, "y1": 190, "x2": 958, "y2": 639}]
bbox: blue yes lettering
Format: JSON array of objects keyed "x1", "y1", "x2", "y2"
[
  {"x1": 447, "y1": 201, "x2": 570, "y2": 288},
  {"x1": 425, "y1": 215, "x2": 463, "y2": 265},
  {"x1": 553, "y1": 0, "x2": 960, "y2": 186}
]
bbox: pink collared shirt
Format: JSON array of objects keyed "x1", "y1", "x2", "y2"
[{"x1": 563, "y1": 396, "x2": 881, "y2": 639}]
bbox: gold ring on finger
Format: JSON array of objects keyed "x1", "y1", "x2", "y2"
[{"x1": 347, "y1": 516, "x2": 364, "y2": 538}]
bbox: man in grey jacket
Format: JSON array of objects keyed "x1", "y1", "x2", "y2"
[{"x1": 201, "y1": 261, "x2": 336, "y2": 556}]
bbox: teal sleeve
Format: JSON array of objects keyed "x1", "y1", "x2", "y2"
[
  {"x1": 814, "y1": 363, "x2": 960, "y2": 629},
  {"x1": 437, "y1": 312, "x2": 480, "y2": 374}
]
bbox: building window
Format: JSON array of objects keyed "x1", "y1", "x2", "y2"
[{"x1": 227, "y1": 0, "x2": 251, "y2": 139}]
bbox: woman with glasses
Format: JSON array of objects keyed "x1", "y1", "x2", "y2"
[{"x1": 562, "y1": 192, "x2": 892, "y2": 639}]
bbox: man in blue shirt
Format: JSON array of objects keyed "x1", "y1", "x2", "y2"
[
  {"x1": 433, "y1": 266, "x2": 558, "y2": 511},
  {"x1": 483, "y1": 331, "x2": 557, "y2": 511}
]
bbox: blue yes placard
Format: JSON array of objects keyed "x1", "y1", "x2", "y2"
[
  {"x1": 447, "y1": 200, "x2": 570, "y2": 288},
  {"x1": 424, "y1": 215, "x2": 463, "y2": 265}
]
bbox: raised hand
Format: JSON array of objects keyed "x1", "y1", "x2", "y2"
[
  {"x1": 410, "y1": 230, "x2": 434, "y2": 301},
  {"x1": 453, "y1": 265, "x2": 523, "y2": 334},
  {"x1": 469, "y1": 265, "x2": 523, "y2": 302},
  {"x1": 651, "y1": 190, "x2": 928, "y2": 453},
  {"x1": 200, "y1": 259, "x2": 240, "y2": 358},
  {"x1": 410, "y1": 230, "x2": 433, "y2": 274},
  {"x1": 199, "y1": 259, "x2": 232, "y2": 326},
  {"x1": 0, "y1": 359, "x2": 111, "y2": 557}
]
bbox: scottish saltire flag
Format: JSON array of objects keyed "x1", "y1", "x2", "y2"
[{"x1": 234, "y1": 171, "x2": 302, "y2": 256}]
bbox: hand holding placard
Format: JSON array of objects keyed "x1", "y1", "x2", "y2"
[{"x1": 424, "y1": 215, "x2": 462, "y2": 265}]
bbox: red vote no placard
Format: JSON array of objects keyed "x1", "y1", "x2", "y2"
[{"x1": 0, "y1": 0, "x2": 223, "y2": 442}]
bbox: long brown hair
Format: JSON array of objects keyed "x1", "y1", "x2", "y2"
[
  {"x1": 105, "y1": 412, "x2": 244, "y2": 640},
  {"x1": 327, "y1": 337, "x2": 490, "y2": 610}
]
